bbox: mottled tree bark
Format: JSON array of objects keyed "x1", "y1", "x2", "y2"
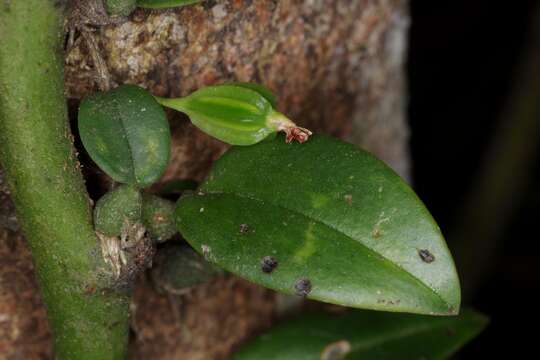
[{"x1": 0, "y1": 1, "x2": 409, "y2": 358}]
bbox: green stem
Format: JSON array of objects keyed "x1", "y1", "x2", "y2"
[{"x1": 0, "y1": 2, "x2": 129, "y2": 359}]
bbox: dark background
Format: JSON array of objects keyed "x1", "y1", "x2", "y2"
[{"x1": 409, "y1": 1, "x2": 539, "y2": 357}]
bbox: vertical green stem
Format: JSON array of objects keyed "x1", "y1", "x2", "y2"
[{"x1": 0, "y1": 1, "x2": 129, "y2": 358}]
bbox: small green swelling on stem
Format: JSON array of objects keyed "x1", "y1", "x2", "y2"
[{"x1": 141, "y1": 194, "x2": 177, "y2": 242}]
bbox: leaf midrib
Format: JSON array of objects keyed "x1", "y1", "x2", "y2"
[{"x1": 116, "y1": 105, "x2": 137, "y2": 183}]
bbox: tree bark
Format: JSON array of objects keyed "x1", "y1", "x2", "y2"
[{"x1": 0, "y1": 1, "x2": 410, "y2": 358}]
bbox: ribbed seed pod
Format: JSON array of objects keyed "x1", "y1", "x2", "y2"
[{"x1": 156, "y1": 84, "x2": 311, "y2": 145}]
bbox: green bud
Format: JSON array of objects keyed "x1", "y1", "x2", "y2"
[
  {"x1": 156, "y1": 84, "x2": 311, "y2": 145},
  {"x1": 94, "y1": 185, "x2": 142, "y2": 237},
  {"x1": 141, "y1": 194, "x2": 177, "y2": 242}
]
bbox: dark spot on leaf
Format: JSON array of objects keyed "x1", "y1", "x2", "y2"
[
  {"x1": 239, "y1": 223, "x2": 250, "y2": 234},
  {"x1": 294, "y1": 278, "x2": 312, "y2": 297},
  {"x1": 418, "y1": 249, "x2": 435, "y2": 263},
  {"x1": 260, "y1": 256, "x2": 278, "y2": 273}
]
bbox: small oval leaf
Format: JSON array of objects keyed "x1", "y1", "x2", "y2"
[
  {"x1": 78, "y1": 85, "x2": 171, "y2": 187},
  {"x1": 232, "y1": 309, "x2": 488, "y2": 360},
  {"x1": 136, "y1": 0, "x2": 202, "y2": 9},
  {"x1": 176, "y1": 135, "x2": 460, "y2": 315}
]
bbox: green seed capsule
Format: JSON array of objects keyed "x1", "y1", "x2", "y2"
[
  {"x1": 141, "y1": 194, "x2": 177, "y2": 242},
  {"x1": 94, "y1": 185, "x2": 142, "y2": 237},
  {"x1": 156, "y1": 84, "x2": 311, "y2": 145}
]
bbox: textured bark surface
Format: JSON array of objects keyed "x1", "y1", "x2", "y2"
[
  {"x1": 1, "y1": 0, "x2": 410, "y2": 358},
  {"x1": 129, "y1": 274, "x2": 275, "y2": 360},
  {"x1": 0, "y1": 229, "x2": 53, "y2": 359},
  {"x1": 0, "y1": 170, "x2": 53, "y2": 358},
  {"x1": 66, "y1": 0, "x2": 410, "y2": 180}
]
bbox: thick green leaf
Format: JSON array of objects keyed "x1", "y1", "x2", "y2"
[
  {"x1": 176, "y1": 135, "x2": 460, "y2": 315},
  {"x1": 78, "y1": 85, "x2": 171, "y2": 187},
  {"x1": 136, "y1": 0, "x2": 203, "y2": 9},
  {"x1": 232, "y1": 309, "x2": 488, "y2": 360},
  {"x1": 157, "y1": 85, "x2": 275, "y2": 145}
]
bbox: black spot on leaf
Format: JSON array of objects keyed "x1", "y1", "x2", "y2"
[
  {"x1": 239, "y1": 223, "x2": 250, "y2": 234},
  {"x1": 294, "y1": 278, "x2": 312, "y2": 296},
  {"x1": 418, "y1": 249, "x2": 435, "y2": 263},
  {"x1": 261, "y1": 256, "x2": 278, "y2": 273}
]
